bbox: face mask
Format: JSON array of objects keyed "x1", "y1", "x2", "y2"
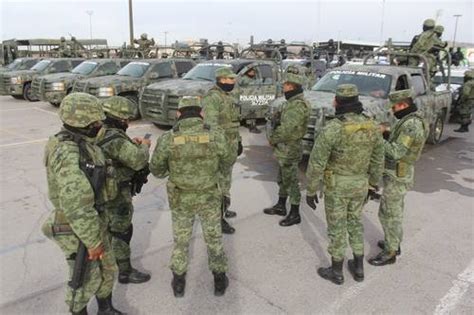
[
  {"x1": 217, "y1": 81, "x2": 235, "y2": 92},
  {"x1": 86, "y1": 124, "x2": 103, "y2": 138},
  {"x1": 284, "y1": 86, "x2": 303, "y2": 100}
]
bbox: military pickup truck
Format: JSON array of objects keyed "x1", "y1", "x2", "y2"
[
  {"x1": 139, "y1": 59, "x2": 282, "y2": 126},
  {"x1": 73, "y1": 59, "x2": 195, "y2": 117},
  {"x1": 2, "y1": 58, "x2": 84, "y2": 101},
  {"x1": 32, "y1": 59, "x2": 130, "y2": 106},
  {"x1": 268, "y1": 63, "x2": 452, "y2": 153},
  {"x1": 0, "y1": 58, "x2": 40, "y2": 95}
]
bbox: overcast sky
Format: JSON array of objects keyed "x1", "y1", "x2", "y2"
[{"x1": 1, "y1": 0, "x2": 472, "y2": 47}]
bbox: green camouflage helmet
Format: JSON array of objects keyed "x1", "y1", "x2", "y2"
[
  {"x1": 60, "y1": 36, "x2": 65, "y2": 41},
  {"x1": 59, "y1": 93, "x2": 105, "y2": 128},
  {"x1": 336, "y1": 84, "x2": 359, "y2": 98},
  {"x1": 101, "y1": 96, "x2": 137, "y2": 120},
  {"x1": 387, "y1": 89, "x2": 413, "y2": 108},
  {"x1": 284, "y1": 65, "x2": 306, "y2": 85},
  {"x1": 215, "y1": 67, "x2": 237, "y2": 79},
  {"x1": 141, "y1": 33, "x2": 148, "y2": 39},
  {"x1": 434, "y1": 25, "x2": 444, "y2": 34},
  {"x1": 178, "y1": 96, "x2": 202, "y2": 109},
  {"x1": 423, "y1": 19, "x2": 435, "y2": 28},
  {"x1": 464, "y1": 70, "x2": 474, "y2": 79}
]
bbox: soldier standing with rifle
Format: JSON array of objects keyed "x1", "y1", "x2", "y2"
[
  {"x1": 42, "y1": 93, "x2": 123, "y2": 315},
  {"x1": 454, "y1": 70, "x2": 474, "y2": 133},
  {"x1": 97, "y1": 96, "x2": 152, "y2": 284}
]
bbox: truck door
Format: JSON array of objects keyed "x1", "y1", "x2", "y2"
[{"x1": 410, "y1": 72, "x2": 434, "y2": 125}]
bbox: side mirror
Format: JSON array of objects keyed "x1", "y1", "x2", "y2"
[{"x1": 149, "y1": 72, "x2": 159, "y2": 79}]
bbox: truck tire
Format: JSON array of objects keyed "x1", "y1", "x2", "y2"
[
  {"x1": 49, "y1": 102, "x2": 60, "y2": 107},
  {"x1": 23, "y1": 82, "x2": 39, "y2": 102},
  {"x1": 122, "y1": 94, "x2": 141, "y2": 120},
  {"x1": 427, "y1": 115, "x2": 444, "y2": 144}
]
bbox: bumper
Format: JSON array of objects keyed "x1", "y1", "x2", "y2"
[
  {"x1": 42, "y1": 91, "x2": 67, "y2": 104},
  {"x1": 9, "y1": 84, "x2": 23, "y2": 96}
]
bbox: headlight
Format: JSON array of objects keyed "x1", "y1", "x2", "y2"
[
  {"x1": 10, "y1": 76, "x2": 23, "y2": 84},
  {"x1": 98, "y1": 87, "x2": 115, "y2": 97},
  {"x1": 51, "y1": 82, "x2": 65, "y2": 91}
]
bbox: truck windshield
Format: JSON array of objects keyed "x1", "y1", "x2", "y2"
[
  {"x1": 72, "y1": 61, "x2": 98, "y2": 75},
  {"x1": 183, "y1": 63, "x2": 231, "y2": 82},
  {"x1": 312, "y1": 70, "x2": 392, "y2": 99},
  {"x1": 31, "y1": 60, "x2": 51, "y2": 72},
  {"x1": 117, "y1": 62, "x2": 150, "y2": 77},
  {"x1": 7, "y1": 59, "x2": 23, "y2": 70}
]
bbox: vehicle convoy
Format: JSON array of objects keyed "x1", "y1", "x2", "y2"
[
  {"x1": 73, "y1": 58, "x2": 195, "y2": 117},
  {"x1": 32, "y1": 59, "x2": 130, "y2": 106},
  {"x1": 1, "y1": 58, "x2": 84, "y2": 101},
  {"x1": 0, "y1": 58, "x2": 40, "y2": 94},
  {"x1": 268, "y1": 55, "x2": 452, "y2": 153},
  {"x1": 139, "y1": 59, "x2": 282, "y2": 126}
]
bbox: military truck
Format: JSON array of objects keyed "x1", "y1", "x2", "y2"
[
  {"x1": 73, "y1": 59, "x2": 196, "y2": 118},
  {"x1": 268, "y1": 55, "x2": 452, "y2": 153},
  {"x1": 2, "y1": 58, "x2": 84, "y2": 101},
  {"x1": 32, "y1": 59, "x2": 130, "y2": 106},
  {"x1": 139, "y1": 59, "x2": 282, "y2": 127},
  {"x1": 0, "y1": 58, "x2": 40, "y2": 95}
]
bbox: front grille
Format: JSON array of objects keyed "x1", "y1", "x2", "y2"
[
  {"x1": 140, "y1": 88, "x2": 165, "y2": 118},
  {"x1": 73, "y1": 81, "x2": 87, "y2": 92},
  {"x1": 31, "y1": 77, "x2": 44, "y2": 99},
  {"x1": 0, "y1": 74, "x2": 10, "y2": 94}
]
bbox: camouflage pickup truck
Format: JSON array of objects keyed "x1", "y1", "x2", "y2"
[
  {"x1": 0, "y1": 58, "x2": 40, "y2": 95},
  {"x1": 268, "y1": 63, "x2": 452, "y2": 153},
  {"x1": 32, "y1": 59, "x2": 130, "y2": 106},
  {"x1": 2, "y1": 58, "x2": 84, "y2": 101},
  {"x1": 139, "y1": 59, "x2": 282, "y2": 126},
  {"x1": 73, "y1": 58, "x2": 195, "y2": 117}
]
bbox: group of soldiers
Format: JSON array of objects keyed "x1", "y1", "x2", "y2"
[{"x1": 58, "y1": 36, "x2": 87, "y2": 57}]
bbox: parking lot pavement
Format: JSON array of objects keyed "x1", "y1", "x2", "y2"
[{"x1": 0, "y1": 95, "x2": 472, "y2": 314}]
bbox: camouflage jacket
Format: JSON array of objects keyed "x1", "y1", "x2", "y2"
[
  {"x1": 150, "y1": 117, "x2": 234, "y2": 190},
  {"x1": 306, "y1": 113, "x2": 384, "y2": 196},
  {"x1": 270, "y1": 92, "x2": 310, "y2": 161},
  {"x1": 202, "y1": 86, "x2": 241, "y2": 144},
  {"x1": 459, "y1": 80, "x2": 474, "y2": 106},
  {"x1": 97, "y1": 126, "x2": 149, "y2": 184},
  {"x1": 44, "y1": 130, "x2": 106, "y2": 249},
  {"x1": 384, "y1": 112, "x2": 427, "y2": 185},
  {"x1": 411, "y1": 30, "x2": 443, "y2": 54}
]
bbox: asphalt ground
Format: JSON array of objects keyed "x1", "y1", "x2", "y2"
[{"x1": 0, "y1": 95, "x2": 472, "y2": 315}]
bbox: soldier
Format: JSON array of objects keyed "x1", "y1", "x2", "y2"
[
  {"x1": 202, "y1": 67, "x2": 242, "y2": 234},
  {"x1": 426, "y1": 25, "x2": 447, "y2": 80},
  {"x1": 133, "y1": 33, "x2": 155, "y2": 57},
  {"x1": 150, "y1": 96, "x2": 233, "y2": 297},
  {"x1": 453, "y1": 70, "x2": 474, "y2": 133},
  {"x1": 409, "y1": 19, "x2": 443, "y2": 72},
  {"x1": 97, "y1": 96, "x2": 152, "y2": 284},
  {"x1": 305, "y1": 84, "x2": 384, "y2": 285},
  {"x1": 327, "y1": 39, "x2": 336, "y2": 62},
  {"x1": 71, "y1": 37, "x2": 86, "y2": 57},
  {"x1": 453, "y1": 47, "x2": 465, "y2": 66},
  {"x1": 216, "y1": 41, "x2": 225, "y2": 59},
  {"x1": 369, "y1": 90, "x2": 428, "y2": 266},
  {"x1": 41, "y1": 93, "x2": 123, "y2": 315},
  {"x1": 59, "y1": 36, "x2": 71, "y2": 57},
  {"x1": 263, "y1": 66, "x2": 310, "y2": 227},
  {"x1": 279, "y1": 39, "x2": 288, "y2": 60}
]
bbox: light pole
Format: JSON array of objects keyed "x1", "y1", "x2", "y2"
[
  {"x1": 380, "y1": 0, "x2": 386, "y2": 45},
  {"x1": 452, "y1": 14, "x2": 462, "y2": 47},
  {"x1": 85, "y1": 10, "x2": 93, "y2": 39},
  {"x1": 128, "y1": 0, "x2": 134, "y2": 46},
  {"x1": 163, "y1": 31, "x2": 169, "y2": 48}
]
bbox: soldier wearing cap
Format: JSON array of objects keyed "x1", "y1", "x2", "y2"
[
  {"x1": 369, "y1": 89, "x2": 427, "y2": 266},
  {"x1": 59, "y1": 36, "x2": 72, "y2": 58},
  {"x1": 42, "y1": 93, "x2": 123, "y2": 314},
  {"x1": 263, "y1": 66, "x2": 310, "y2": 227},
  {"x1": 150, "y1": 96, "x2": 234, "y2": 297},
  {"x1": 133, "y1": 33, "x2": 155, "y2": 57},
  {"x1": 202, "y1": 67, "x2": 241, "y2": 234},
  {"x1": 453, "y1": 70, "x2": 474, "y2": 133},
  {"x1": 409, "y1": 19, "x2": 445, "y2": 73},
  {"x1": 305, "y1": 84, "x2": 384, "y2": 285},
  {"x1": 97, "y1": 96, "x2": 151, "y2": 284}
]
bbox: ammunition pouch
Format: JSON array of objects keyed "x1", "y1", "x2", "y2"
[{"x1": 52, "y1": 224, "x2": 74, "y2": 236}]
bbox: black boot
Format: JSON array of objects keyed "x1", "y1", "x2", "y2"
[
  {"x1": 96, "y1": 294, "x2": 123, "y2": 315},
  {"x1": 117, "y1": 259, "x2": 151, "y2": 284},
  {"x1": 263, "y1": 196, "x2": 287, "y2": 216},
  {"x1": 368, "y1": 250, "x2": 396, "y2": 266},
  {"x1": 213, "y1": 272, "x2": 229, "y2": 296},
  {"x1": 279, "y1": 204, "x2": 301, "y2": 227},
  {"x1": 249, "y1": 124, "x2": 261, "y2": 134},
  {"x1": 454, "y1": 124, "x2": 469, "y2": 133},
  {"x1": 171, "y1": 272, "x2": 186, "y2": 298},
  {"x1": 221, "y1": 219, "x2": 235, "y2": 234},
  {"x1": 71, "y1": 307, "x2": 88, "y2": 315},
  {"x1": 317, "y1": 258, "x2": 344, "y2": 285},
  {"x1": 223, "y1": 196, "x2": 236, "y2": 218},
  {"x1": 377, "y1": 240, "x2": 401, "y2": 256},
  {"x1": 348, "y1": 254, "x2": 364, "y2": 282}
]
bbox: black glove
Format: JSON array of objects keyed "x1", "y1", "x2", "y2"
[
  {"x1": 237, "y1": 141, "x2": 243, "y2": 156},
  {"x1": 306, "y1": 194, "x2": 319, "y2": 210}
]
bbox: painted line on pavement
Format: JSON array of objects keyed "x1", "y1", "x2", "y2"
[
  {"x1": 33, "y1": 107, "x2": 58, "y2": 116},
  {"x1": 0, "y1": 138, "x2": 48, "y2": 148},
  {"x1": 0, "y1": 108, "x2": 32, "y2": 112}
]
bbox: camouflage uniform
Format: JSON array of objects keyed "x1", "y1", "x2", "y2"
[
  {"x1": 370, "y1": 90, "x2": 427, "y2": 266},
  {"x1": 150, "y1": 96, "x2": 233, "y2": 284},
  {"x1": 59, "y1": 37, "x2": 71, "y2": 58},
  {"x1": 306, "y1": 84, "x2": 384, "y2": 284},
  {"x1": 454, "y1": 70, "x2": 474, "y2": 132},
  {"x1": 71, "y1": 37, "x2": 86, "y2": 57},
  {"x1": 133, "y1": 33, "x2": 155, "y2": 57},
  {"x1": 97, "y1": 96, "x2": 151, "y2": 283},
  {"x1": 41, "y1": 93, "x2": 119, "y2": 314}
]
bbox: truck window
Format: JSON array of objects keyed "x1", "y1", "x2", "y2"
[
  {"x1": 71, "y1": 60, "x2": 84, "y2": 67},
  {"x1": 411, "y1": 74, "x2": 426, "y2": 96},
  {"x1": 256, "y1": 64, "x2": 274, "y2": 85},
  {"x1": 175, "y1": 61, "x2": 194, "y2": 77},
  {"x1": 395, "y1": 75, "x2": 409, "y2": 90},
  {"x1": 99, "y1": 62, "x2": 119, "y2": 75},
  {"x1": 152, "y1": 62, "x2": 173, "y2": 78},
  {"x1": 51, "y1": 60, "x2": 70, "y2": 73}
]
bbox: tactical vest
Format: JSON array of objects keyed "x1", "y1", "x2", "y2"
[
  {"x1": 389, "y1": 113, "x2": 427, "y2": 165},
  {"x1": 209, "y1": 88, "x2": 240, "y2": 141},
  {"x1": 168, "y1": 123, "x2": 219, "y2": 191},
  {"x1": 280, "y1": 95, "x2": 310, "y2": 140}
]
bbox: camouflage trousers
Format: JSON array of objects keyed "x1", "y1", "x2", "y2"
[
  {"x1": 167, "y1": 182, "x2": 228, "y2": 275},
  {"x1": 457, "y1": 101, "x2": 473, "y2": 125},
  {"x1": 219, "y1": 140, "x2": 238, "y2": 198},
  {"x1": 378, "y1": 175, "x2": 409, "y2": 252},
  {"x1": 277, "y1": 159, "x2": 301, "y2": 205},
  {"x1": 105, "y1": 186, "x2": 134, "y2": 272},
  {"x1": 42, "y1": 213, "x2": 116, "y2": 313},
  {"x1": 324, "y1": 190, "x2": 366, "y2": 261}
]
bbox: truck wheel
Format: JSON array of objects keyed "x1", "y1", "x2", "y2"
[
  {"x1": 427, "y1": 115, "x2": 444, "y2": 144},
  {"x1": 49, "y1": 102, "x2": 60, "y2": 107},
  {"x1": 123, "y1": 94, "x2": 140, "y2": 120},
  {"x1": 23, "y1": 82, "x2": 39, "y2": 102}
]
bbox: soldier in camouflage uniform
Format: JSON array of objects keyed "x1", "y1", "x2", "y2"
[
  {"x1": 369, "y1": 89, "x2": 427, "y2": 266},
  {"x1": 133, "y1": 33, "x2": 155, "y2": 57},
  {"x1": 150, "y1": 96, "x2": 233, "y2": 297},
  {"x1": 71, "y1": 37, "x2": 86, "y2": 57},
  {"x1": 263, "y1": 66, "x2": 310, "y2": 227},
  {"x1": 202, "y1": 67, "x2": 242, "y2": 234},
  {"x1": 41, "y1": 93, "x2": 123, "y2": 315},
  {"x1": 305, "y1": 84, "x2": 384, "y2": 285},
  {"x1": 59, "y1": 36, "x2": 72, "y2": 58},
  {"x1": 98, "y1": 96, "x2": 152, "y2": 284},
  {"x1": 454, "y1": 70, "x2": 474, "y2": 133}
]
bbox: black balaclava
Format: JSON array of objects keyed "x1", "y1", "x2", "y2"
[
  {"x1": 177, "y1": 106, "x2": 202, "y2": 121},
  {"x1": 335, "y1": 95, "x2": 364, "y2": 116},
  {"x1": 284, "y1": 84, "x2": 303, "y2": 100},
  {"x1": 104, "y1": 115, "x2": 128, "y2": 131},
  {"x1": 64, "y1": 123, "x2": 102, "y2": 138},
  {"x1": 393, "y1": 101, "x2": 417, "y2": 119},
  {"x1": 217, "y1": 80, "x2": 235, "y2": 92}
]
